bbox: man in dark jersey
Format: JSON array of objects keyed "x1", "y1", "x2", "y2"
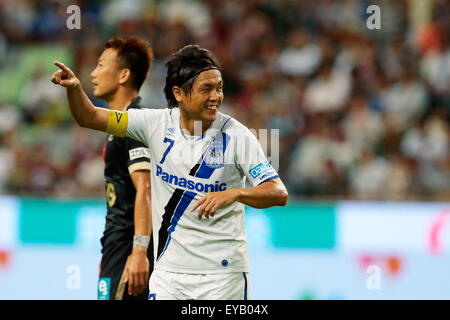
[{"x1": 88, "y1": 37, "x2": 154, "y2": 300}]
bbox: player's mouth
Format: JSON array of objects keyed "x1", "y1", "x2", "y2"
[{"x1": 205, "y1": 105, "x2": 218, "y2": 111}]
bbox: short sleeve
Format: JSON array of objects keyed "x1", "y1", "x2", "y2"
[
  {"x1": 126, "y1": 108, "x2": 163, "y2": 147},
  {"x1": 234, "y1": 127, "x2": 279, "y2": 186}
]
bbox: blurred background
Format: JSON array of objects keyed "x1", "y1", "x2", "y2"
[{"x1": 0, "y1": 0, "x2": 449, "y2": 299}]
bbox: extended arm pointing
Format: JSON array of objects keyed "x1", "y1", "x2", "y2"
[{"x1": 51, "y1": 61, "x2": 109, "y2": 132}]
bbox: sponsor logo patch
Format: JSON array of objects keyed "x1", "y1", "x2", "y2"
[
  {"x1": 129, "y1": 147, "x2": 150, "y2": 161},
  {"x1": 98, "y1": 278, "x2": 111, "y2": 300},
  {"x1": 156, "y1": 165, "x2": 227, "y2": 192},
  {"x1": 259, "y1": 172, "x2": 272, "y2": 181},
  {"x1": 249, "y1": 161, "x2": 273, "y2": 179}
]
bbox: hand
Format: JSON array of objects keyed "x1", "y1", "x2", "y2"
[
  {"x1": 190, "y1": 189, "x2": 241, "y2": 220},
  {"x1": 124, "y1": 247, "x2": 150, "y2": 296},
  {"x1": 50, "y1": 61, "x2": 80, "y2": 88}
]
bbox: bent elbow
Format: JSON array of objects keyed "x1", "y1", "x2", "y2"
[
  {"x1": 78, "y1": 120, "x2": 88, "y2": 129},
  {"x1": 278, "y1": 189, "x2": 288, "y2": 206},
  {"x1": 282, "y1": 191, "x2": 289, "y2": 206},
  {"x1": 75, "y1": 115, "x2": 90, "y2": 128}
]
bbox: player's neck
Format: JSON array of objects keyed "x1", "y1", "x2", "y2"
[
  {"x1": 179, "y1": 112, "x2": 212, "y2": 137},
  {"x1": 107, "y1": 88, "x2": 138, "y2": 111}
]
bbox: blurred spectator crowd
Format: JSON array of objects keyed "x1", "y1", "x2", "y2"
[{"x1": 0, "y1": 0, "x2": 449, "y2": 200}]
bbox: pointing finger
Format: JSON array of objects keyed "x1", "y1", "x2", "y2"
[{"x1": 53, "y1": 61, "x2": 71, "y2": 73}]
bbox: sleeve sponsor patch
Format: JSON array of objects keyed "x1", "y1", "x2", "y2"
[
  {"x1": 249, "y1": 161, "x2": 274, "y2": 179},
  {"x1": 129, "y1": 147, "x2": 150, "y2": 161},
  {"x1": 258, "y1": 172, "x2": 277, "y2": 182}
]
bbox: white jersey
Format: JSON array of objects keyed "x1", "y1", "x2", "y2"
[{"x1": 126, "y1": 107, "x2": 278, "y2": 274}]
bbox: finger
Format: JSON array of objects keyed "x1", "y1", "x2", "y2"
[
  {"x1": 209, "y1": 204, "x2": 219, "y2": 217},
  {"x1": 53, "y1": 61, "x2": 71, "y2": 73},
  {"x1": 191, "y1": 197, "x2": 206, "y2": 212},
  {"x1": 198, "y1": 199, "x2": 212, "y2": 219},
  {"x1": 60, "y1": 79, "x2": 74, "y2": 87},
  {"x1": 133, "y1": 273, "x2": 140, "y2": 296},
  {"x1": 198, "y1": 205, "x2": 204, "y2": 219},
  {"x1": 134, "y1": 272, "x2": 143, "y2": 294},
  {"x1": 203, "y1": 201, "x2": 216, "y2": 219},
  {"x1": 128, "y1": 272, "x2": 135, "y2": 295},
  {"x1": 51, "y1": 71, "x2": 62, "y2": 84},
  {"x1": 123, "y1": 269, "x2": 129, "y2": 284},
  {"x1": 197, "y1": 201, "x2": 207, "y2": 219},
  {"x1": 137, "y1": 272, "x2": 147, "y2": 294}
]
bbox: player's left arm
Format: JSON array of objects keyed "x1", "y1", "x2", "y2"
[
  {"x1": 235, "y1": 177, "x2": 288, "y2": 208},
  {"x1": 191, "y1": 178, "x2": 288, "y2": 220},
  {"x1": 124, "y1": 169, "x2": 152, "y2": 296}
]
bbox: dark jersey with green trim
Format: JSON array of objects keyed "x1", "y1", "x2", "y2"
[{"x1": 100, "y1": 97, "x2": 151, "y2": 248}]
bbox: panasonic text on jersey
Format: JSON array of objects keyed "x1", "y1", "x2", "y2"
[{"x1": 156, "y1": 165, "x2": 227, "y2": 192}]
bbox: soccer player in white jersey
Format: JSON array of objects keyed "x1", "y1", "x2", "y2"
[{"x1": 51, "y1": 44, "x2": 288, "y2": 300}]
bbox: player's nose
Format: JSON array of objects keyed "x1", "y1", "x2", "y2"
[
  {"x1": 90, "y1": 68, "x2": 97, "y2": 78},
  {"x1": 209, "y1": 89, "x2": 220, "y2": 101}
]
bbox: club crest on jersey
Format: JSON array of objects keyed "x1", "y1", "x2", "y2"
[{"x1": 204, "y1": 137, "x2": 224, "y2": 168}]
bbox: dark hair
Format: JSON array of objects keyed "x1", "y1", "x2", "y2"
[
  {"x1": 105, "y1": 36, "x2": 154, "y2": 91},
  {"x1": 164, "y1": 45, "x2": 221, "y2": 108}
]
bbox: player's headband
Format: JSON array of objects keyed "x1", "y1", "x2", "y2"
[{"x1": 180, "y1": 66, "x2": 219, "y2": 86}]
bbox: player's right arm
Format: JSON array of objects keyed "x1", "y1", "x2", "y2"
[{"x1": 51, "y1": 61, "x2": 128, "y2": 137}]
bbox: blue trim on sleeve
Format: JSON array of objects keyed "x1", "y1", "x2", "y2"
[{"x1": 257, "y1": 175, "x2": 279, "y2": 185}]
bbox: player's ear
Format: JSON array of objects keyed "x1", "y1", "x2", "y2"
[
  {"x1": 172, "y1": 86, "x2": 183, "y2": 102},
  {"x1": 119, "y1": 68, "x2": 131, "y2": 85}
]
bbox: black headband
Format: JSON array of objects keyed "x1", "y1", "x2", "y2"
[{"x1": 180, "y1": 67, "x2": 219, "y2": 86}]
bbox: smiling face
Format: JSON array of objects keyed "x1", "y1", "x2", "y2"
[
  {"x1": 90, "y1": 48, "x2": 124, "y2": 100},
  {"x1": 173, "y1": 69, "x2": 224, "y2": 122}
]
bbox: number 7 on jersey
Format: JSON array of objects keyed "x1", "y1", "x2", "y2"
[{"x1": 159, "y1": 137, "x2": 174, "y2": 164}]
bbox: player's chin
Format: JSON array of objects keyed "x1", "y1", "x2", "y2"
[
  {"x1": 201, "y1": 109, "x2": 218, "y2": 121},
  {"x1": 93, "y1": 88, "x2": 110, "y2": 100},
  {"x1": 92, "y1": 88, "x2": 102, "y2": 98}
]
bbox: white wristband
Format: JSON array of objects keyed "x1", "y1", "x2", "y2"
[{"x1": 133, "y1": 235, "x2": 150, "y2": 248}]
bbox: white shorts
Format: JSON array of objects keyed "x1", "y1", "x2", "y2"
[{"x1": 148, "y1": 269, "x2": 250, "y2": 300}]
